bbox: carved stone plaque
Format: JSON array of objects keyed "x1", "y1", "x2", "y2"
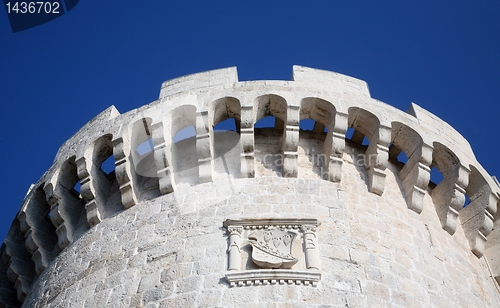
[
  {"x1": 223, "y1": 218, "x2": 321, "y2": 287},
  {"x1": 248, "y1": 229, "x2": 298, "y2": 269}
]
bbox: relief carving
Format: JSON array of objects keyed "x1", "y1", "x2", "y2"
[
  {"x1": 223, "y1": 218, "x2": 321, "y2": 287},
  {"x1": 248, "y1": 229, "x2": 298, "y2": 269}
]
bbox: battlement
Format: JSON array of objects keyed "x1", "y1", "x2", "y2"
[{"x1": 2, "y1": 67, "x2": 500, "y2": 307}]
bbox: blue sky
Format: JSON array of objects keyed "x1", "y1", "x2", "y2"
[{"x1": 1, "y1": 1, "x2": 500, "y2": 241}]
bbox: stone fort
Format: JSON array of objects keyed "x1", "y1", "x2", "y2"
[{"x1": 1, "y1": 66, "x2": 500, "y2": 307}]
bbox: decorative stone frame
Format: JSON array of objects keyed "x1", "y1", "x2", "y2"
[{"x1": 223, "y1": 218, "x2": 321, "y2": 287}]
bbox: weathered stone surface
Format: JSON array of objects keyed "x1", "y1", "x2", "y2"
[{"x1": 1, "y1": 66, "x2": 500, "y2": 307}]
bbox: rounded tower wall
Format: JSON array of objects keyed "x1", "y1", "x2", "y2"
[{"x1": 1, "y1": 66, "x2": 500, "y2": 307}]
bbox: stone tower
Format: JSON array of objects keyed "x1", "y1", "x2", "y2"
[{"x1": 1, "y1": 66, "x2": 500, "y2": 307}]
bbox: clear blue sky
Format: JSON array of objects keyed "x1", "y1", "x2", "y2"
[{"x1": 1, "y1": 1, "x2": 499, "y2": 241}]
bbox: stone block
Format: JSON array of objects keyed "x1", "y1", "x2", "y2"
[{"x1": 138, "y1": 272, "x2": 161, "y2": 293}]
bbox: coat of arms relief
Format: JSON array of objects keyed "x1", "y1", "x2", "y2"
[
  {"x1": 248, "y1": 228, "x2": 298, "y2": 269},
  {"x1": 223, "y1": 218, "x2": 321, "y2": 287}
]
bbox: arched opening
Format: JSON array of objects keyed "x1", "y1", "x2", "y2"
[
  {"x1": 101, "y1": 154, "x2": 116, "y2": 175},
  {"x1": 211, "y1": 97, "x2": 241, "y2": 178},
  {"x1": 254, "y1": 116, "x2": 276, "y2": 129},
  {"x1": 430, "y1": 144, "x2": 457, "y2": 190},
  {"x1": 90, "y1": 134, "x2": 121, "y2": 217},
  {"x1": 46, "y1": 156, "x2": 88, "y2": 249},
  {"x1": 73, "y1": 180, "x2": 81, "y2": 194},
  {"x1": 463, "y1": 193, "x2": 471, "y2": 208},
  {"x1": 298, "y1": 98, "x2": 335, "y2": 179},
  {"x1": 390, "y1": 122, "x2": 434, "y2": 213},
  {"x1": 348, "y1": 107, "x2": 390, "y2": 195},
  {"x1": 136, "y1": 138, "x2": 154, "y2": 156},
  {"x1": 429, "y1": 166, "x2": 444, "y2": 187},
  {"x1": 347, "y1": 107, "x2": 380, "y2": 173},
  {"x1": 171, "y1": 105, "x2": 199, "y2": 186},
  {"x1": 298, "y1": 118, "x2": 327, "y2": 178},
  {"x1": 299, "y1": 118, "x2": 315, "y2": 131},
  {"x1": 345, "y1": 127, "x2": 355, "y2": 140},
  {"x1": 299, "y1": 118, "x2": 329, "y2": 133},
  {"x1": 60, "y1": 156, "x2": 86, "y2": 215},
  {"x1": 173, "y1": 125, "x2": 196, "y2": 143},
  {"x1": 130, "y1": 118, "x2": 160, "y2": 200},
  {"x1": 431, "y1": 142, "x2": 467, "y2": 234},
  {"x1": 348, "y1": 130, "x2": 370, "y2": 146},
  {"x1": 388, "y1": 143, "x2": 409, "y2": 170},
  {"x1": 253, "y1": 95, "x2": 287, "y2": 177},
  {"x1": 397, "y1": 151, "x2": 409, "y2": 164},
  {"x1": 345, "y1": 113, "x2": 372, "y2": 149},
  {"x1": 172, "y1": 124, "x2": 197, "y2": 184},
  {"x1": 214, "y1": 118, "x2": 237, "y2": 132}
]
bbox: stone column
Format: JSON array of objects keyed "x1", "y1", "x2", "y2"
[
  {"x1": 195, "y1": 110, "x2": 213, "y2": 183},
  {"x1": 282, "y1": 105, "x2": 299, "y2": 178},
  {"x1": 302, "y1": 225, "x2": 319, "y2": 270},
  {"x1": 227, "y1": 226, "x2": 243, "y2": 271},
  {"x1": 240, "y1": 106, "x2": 254, "y2": 178}
]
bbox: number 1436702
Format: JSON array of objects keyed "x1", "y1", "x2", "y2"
[{"x1": 5, "y1": 2, "x2": 60, "y2": 14}]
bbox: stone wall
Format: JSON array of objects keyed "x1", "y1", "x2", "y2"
[
  {"x1": 1, "y1": 66, "x2": 500, "y2": 307},
  {"x1": 23, "y1": 161, "x2": 500, "y2": 307}
]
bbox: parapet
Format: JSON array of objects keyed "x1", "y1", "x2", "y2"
[
  {"x1": 159, "y1": 67, "x2": 238, "y2": 99},
  {"x1": 1, "y1": 66, "x2": 500, "y2": 306},
  {"x1": 292, "y1": 65, "x2": 371, "y2": 97}
]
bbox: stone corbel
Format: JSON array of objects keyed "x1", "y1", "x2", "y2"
[
  {"x1": 26, "y1": 234, "x2": 46, "y2": 275},
  {"x1": 400, "y1": 142, "x2": 433, "y2": 214},
  {"x1": 152, "y1": 121, "x2": 174, "y2": 194},
  {"x1": 485, "y1": 208, "x2": 500, "y2": 284},
  {"x1": 13, "y1": 275, "x2": 31, "y2": 303},
  {"x1": 195, "y1": 110, "x2": 213, "y2": 183},
  {"x1": 323, "y1": 111, "x2": 348, "y2": 182},
  {"x1": 366, "y1": 125, "x2": 391, "y2": 195},
  {"x1": 76, "y1": 156, "x2": 102, "y2": 227},
  {"x1": 17, "y1": 207, "x2": 53, "y2": 275},
  {"x1": 283, "y1": 105, "x2": 300, "y2": 178},
  {"x1": 113, "y1": 126, "x2": 137, "y2": 209},
  {"x1": 44, "y1": 191, "x2": 69, "y2": 249},
  {"x1": 240, "y1": 106, "x2": 254, "y2": 178},
  {"x1": 432, "y1": 164, "x2": 469, "y2": 235},
  {"x1": 17, "y1": 210, "x2": 43, "y2": 275},
  {"x1": 3, "y1": 224, "x2": 35, "y2": 303},
  {"x1": 461, "y1": 180, "x2": 497, "y2": 257},
  {"x1": 43, "y1": 181, "x2": 77, "y2": 250},
  {"x1": 469, "y1": 192, "x2": 496, "y2": 258},
  {"x1": 0, "y1": 258, "x2": 18, "y2": 307}
]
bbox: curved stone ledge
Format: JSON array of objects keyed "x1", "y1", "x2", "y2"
[
  {"x1": 225, "y1": 270, "x2": 321, "y2": 287},
  {"x1": 1, "y1": 66, "x2": 500, "y2": 306}
]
